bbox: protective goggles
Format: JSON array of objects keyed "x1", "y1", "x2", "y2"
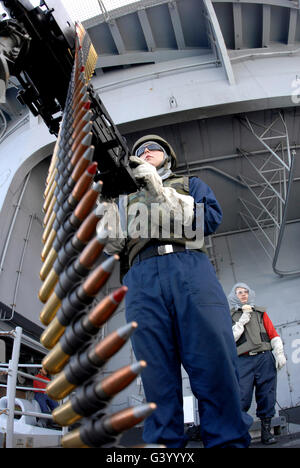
[
  {"x1": 236, "y1": 289, "x2": 249, "y2": 295},
  {"x1": 135, "y1": 142, "x2": 165, "y2": 157}
]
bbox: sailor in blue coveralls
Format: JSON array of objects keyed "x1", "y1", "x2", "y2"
[
  {"x1": 99, "y1": 135, "x2": 252, "y2": 448},
  {"x1": 228, "y1": 283, "x2": 286, "y2": 444}
]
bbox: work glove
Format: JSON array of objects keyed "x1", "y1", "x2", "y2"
[
  {"x1": 239, "y1": 304, "x2": 252, "y2": 325},
  {"x1": 96, "y1": 201, "x2": 126, "y2": 255},
  {"x1": 232, "y1": 305, "x2": 252, "y2": 341},
  {"x1": 130, "y1": 155, "x2": 165, "y2": 200},
  {"x1": 130, "y1": 156, "x2": 194, "y2": 226},
  {"x1": 271, "y1": 336, "x2": 287, "y2": 370}
]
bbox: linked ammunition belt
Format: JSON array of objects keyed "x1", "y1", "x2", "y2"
[{"x1": 38, "y1": 24, "x2": 157, "y2": 448}]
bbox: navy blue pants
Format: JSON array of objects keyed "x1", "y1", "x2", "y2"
[
  {"x1": 34, "y1": 392, "x2": 58, "y2": 414},
  {"x1": 237, "y1": 351, "x2": 277, "y2": 419},
  {"x1": 123, "y1": 250, "x2": 252, "y2": 448}
]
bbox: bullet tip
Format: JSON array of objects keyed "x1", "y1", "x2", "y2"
[
  {"x1": 83, "y1": 146, "x2": 95, "y2": 161},
  {"x1": 100, "y1": 254, "x2": 119, "y2": 273},
  {"x1": 87, "y1": 162, "x2": 98, "y2": 175},
  {"x1": 111, "y1": 286, "x2": 128, "y2": 304}
]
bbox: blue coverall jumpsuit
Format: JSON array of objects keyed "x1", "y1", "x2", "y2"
[{"x1": 123, "y1": 176, "x2": 252, "y2": 448}]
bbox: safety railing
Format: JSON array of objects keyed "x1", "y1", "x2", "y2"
[{"x1": 0, "y1": 327, "x2": 63, "y2": 448}]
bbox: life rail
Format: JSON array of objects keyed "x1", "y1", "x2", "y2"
[{"x1": 0, "y1": 327, "x2": 63, "y2": 448}]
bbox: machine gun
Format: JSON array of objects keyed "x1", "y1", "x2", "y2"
[
  {"x1": 0, "y1": 1, "x2": 157, "y2": 448},
  {"x1": 0, "y1": 0, "x2": 139, "y2": 198}
]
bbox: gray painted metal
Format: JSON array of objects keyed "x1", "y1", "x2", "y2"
[
  {"x1": 214, "y1": 226, "x2": 300, "y2": 421},
  {"x1": 0, "y1": 0, "x2": 299, "y2": 436},
  {"x1": 203, "y1": 0, "x2": 236, "y2": 84},
  {"x1": 82, "y1": 0, "x2": 300, "y2": 74}
]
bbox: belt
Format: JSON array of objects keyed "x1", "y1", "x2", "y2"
[
  {"x1": 132, "y1": 243, "x2": 186, "y2": 265},
  {"x1": 242, "y1": 351, "x2": 267, "y2": 356}
]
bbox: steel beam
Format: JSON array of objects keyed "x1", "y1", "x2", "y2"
[
  {"x1": 203, "y1": 0, "x2": 236, "y2": 85},
  {"x1": 237, "y1": 112, "x2": 299, "y2": 277}
]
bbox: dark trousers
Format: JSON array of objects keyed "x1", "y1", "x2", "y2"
[
  {"x1": 237, "y1": 351, "x2": 277, "y2": 419},
  {"x1": 34, "y1": 392, "x2": 58, "y2": 414},
  {"x1": 124, "y1": 250, "x2": 252, "y2": 448}
]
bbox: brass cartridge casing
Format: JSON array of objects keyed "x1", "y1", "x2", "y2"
[
  {"x1": 43, "y1": 180, "x2": 56, "y2": 212},
  {"x1": 42, "y1": 211, "x2": 56, "y2": 244},
  {"x1": 40, "y1": 317, "x2": 66, "y2": 351},
  {"x1": 61, "y1": 428, "x2": 88, "y2": 449},
  {"x1": 43, "y1": 196, "x2": 56, "y2": 226},
  {"x1": 39, "y1": 247, "x2": 57, "y2": 281},
  {"x1": 46, "y1": 370, "x2": 76, "y2": 401},
  {"x1": 44, "y1": 168, "x2": 57, "y2": 198},
  {"x1": 39, "y1": 292, "x2": 61, "y2": 326},
  {"x1": 52, "y1": 400, "x2": 80, "y2": 426},
  {"x1": 42, "y1": 341, "x2": 69, "y2": 374},
  {"x1": 38, "y1": 269, "x2": 59, "y2": 304},
  {"x1": 41, "y1": 228, "x2": 56, "y2": 262}
]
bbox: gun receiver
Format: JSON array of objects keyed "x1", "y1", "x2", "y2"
[{"x1": 0, "y1": 0, "x2": 139, "y2": 198}]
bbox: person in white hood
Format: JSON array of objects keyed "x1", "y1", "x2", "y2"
[{"x1": 228, "y1": 282, "x2": 286, "y2": 445}]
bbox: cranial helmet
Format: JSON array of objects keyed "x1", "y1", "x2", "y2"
[{"x1": 132, "y1": 134, "x2": 177, "y2": 170}]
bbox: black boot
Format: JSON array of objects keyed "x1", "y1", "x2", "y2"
[{"x1": 260, "y1": 418, "x2": 277, "y2": 445}]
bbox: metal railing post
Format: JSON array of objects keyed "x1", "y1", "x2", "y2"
[{"x1": 6, "y1": 327, "x2": 22, "y2": 448}]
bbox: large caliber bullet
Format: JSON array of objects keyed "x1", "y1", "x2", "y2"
[
  {"x1": 61, "y1": 403, "x2": 157, "y2": 448},
  {"x1": 45, "y1": 292, "x2": 130, "y2": 397},
  {"x1": 132, "y1": 444, "x2": 167, "y2": 448},
  {"x1": 40, "y1": 179, "x2": 103, "y2": 283},
  {"x1": 72, "y1": 83, "x2": 87, "y2": 110},
  {"x1": 47, "y1": 169, "x2": 100, "y2": 244},
  {"x1": 44, "y1": 166, "x2": 58, "y2": 199},
  {"x1": 73, "y1": 101, "x2": 91, "y2": 129},
  {"x1": 44, "y1": 116, "x2": 92, "y2": 202},
  {"x1": 40, "y1": 209, "x2": 102, "y2": 281},
  {"x1": 65, "y1": 97, "x2": 91, "y2": 134},
  {"x1": 40, "y1": 255, "x2": 119, "y2": 350},
  {"x1": 46, "y1": 141, "x2": 60, "y2": 185},
  {"x1": 41, "y1": 168, "x2": 100, "y2": 263},
  {"x1": 64, "y1": 92, "x2": 90, "y2": 125},
  {"x1": 42, "y1": 147, "x2": 95, "y2": 243},
  {"x1": 43, "y1": 319, "x2": 137, "y2": 379},
  {"x1": 70, "y1": 121, "x2": 93, "y2": 155},
  {"x1": 43, "y1": 132, "x2": 93, "y2": 224},
  {"x1": 52, "y1": 361, "x2": 147, "y2": 426},
  {"x1": 39, "y1": 228, "x2": 108, "y2": 317},
  {"x1": 43, "y1": 138, "x2": 94, "y2": 210},
  {"x1": 40, "y1": 192, "x2": 102, "y2": 288},
  {"x1": 70, "y1": 110, "x2": 93, "y2": 142},
  {"x1": 56, "y1": 106, "x2": 92, "y2": 159}
]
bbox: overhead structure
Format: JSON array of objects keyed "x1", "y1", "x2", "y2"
[
  {"x1": 237, "y1": 112, "x2": 299, "y2": 277},
  {"x1": 203, "y1": 0, "x2": 235, "y2": 85}
]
